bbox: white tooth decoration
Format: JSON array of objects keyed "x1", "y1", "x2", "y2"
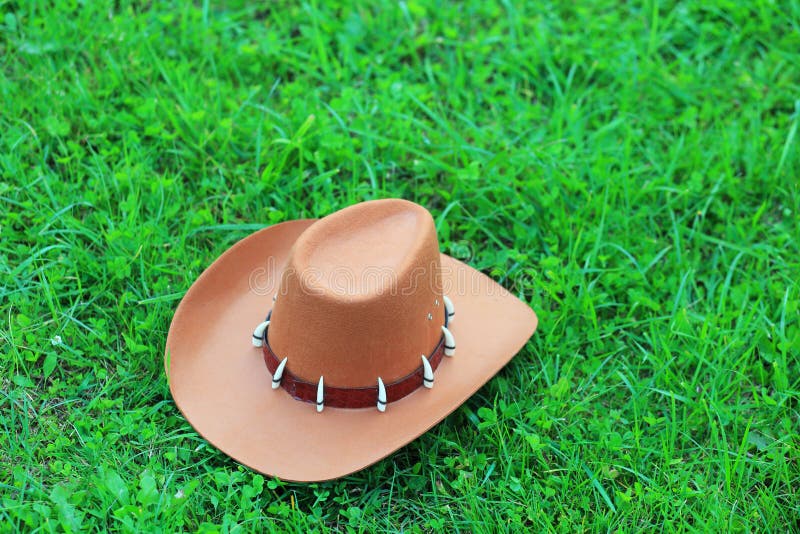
[
  {"x1": 273, "y1": 293, "x2": 278, "y2": 302},
  {"x1": 421, "y1": 355, "x2": 434, "y2": 388},
  {"x1": 272, "y1": 357, "x2": 288, "y2": 389},
  {"x1": 251, "y1": 321, "x2": 270, "y2": 347},
  {"x1": 316, "y1": 376, "x2": 325, "y2": 413},
  {"x1": 443, "y1": 295, "x2": 455, "y2": 323},
  {"x1": 376, "y1": 377, "x2": 387, "y2": 412},
  {"x1": 441, "y1": 325, "x2": 456, "y2": 356}
]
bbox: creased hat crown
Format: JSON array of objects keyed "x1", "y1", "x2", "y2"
[{"x1": 268, "y1": 199, "x2": 445, "y2": 387}]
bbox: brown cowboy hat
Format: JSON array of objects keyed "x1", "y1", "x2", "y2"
[{"x1": 165, "y1": 199, "x2": 538, "y2": 481}]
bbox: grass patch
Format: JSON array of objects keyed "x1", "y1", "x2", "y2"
[{"x1": 1, "y1": 0, "x2": 798, "y2": 531}]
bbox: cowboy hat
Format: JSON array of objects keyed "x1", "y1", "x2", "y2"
[{"x1": 165, "y1": 198, "x2": 538, "y2": 481}]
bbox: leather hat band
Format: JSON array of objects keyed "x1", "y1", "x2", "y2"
[{"x1": 261, "y1": 329, "x2": 446, "y2": 409}]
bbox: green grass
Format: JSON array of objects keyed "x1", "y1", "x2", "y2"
[{"x1": 1, "y1": 0, "x2": 799, "y2": 531}]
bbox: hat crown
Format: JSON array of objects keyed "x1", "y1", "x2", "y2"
[{"x1": 268, "y1": 199, "x2": 445, "y2": 387}]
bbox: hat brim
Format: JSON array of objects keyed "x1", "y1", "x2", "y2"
[{"x1": 166, "y1": 219, "x2": 538, "y2": 482}]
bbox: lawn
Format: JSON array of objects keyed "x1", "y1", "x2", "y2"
[{"x1": 2, "y1": 0, "x2": 799, "y2": 531}]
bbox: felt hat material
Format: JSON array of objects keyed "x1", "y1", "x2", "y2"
[{"x1": 165, "y1": 199, "x2": 538, "y2": 481}]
